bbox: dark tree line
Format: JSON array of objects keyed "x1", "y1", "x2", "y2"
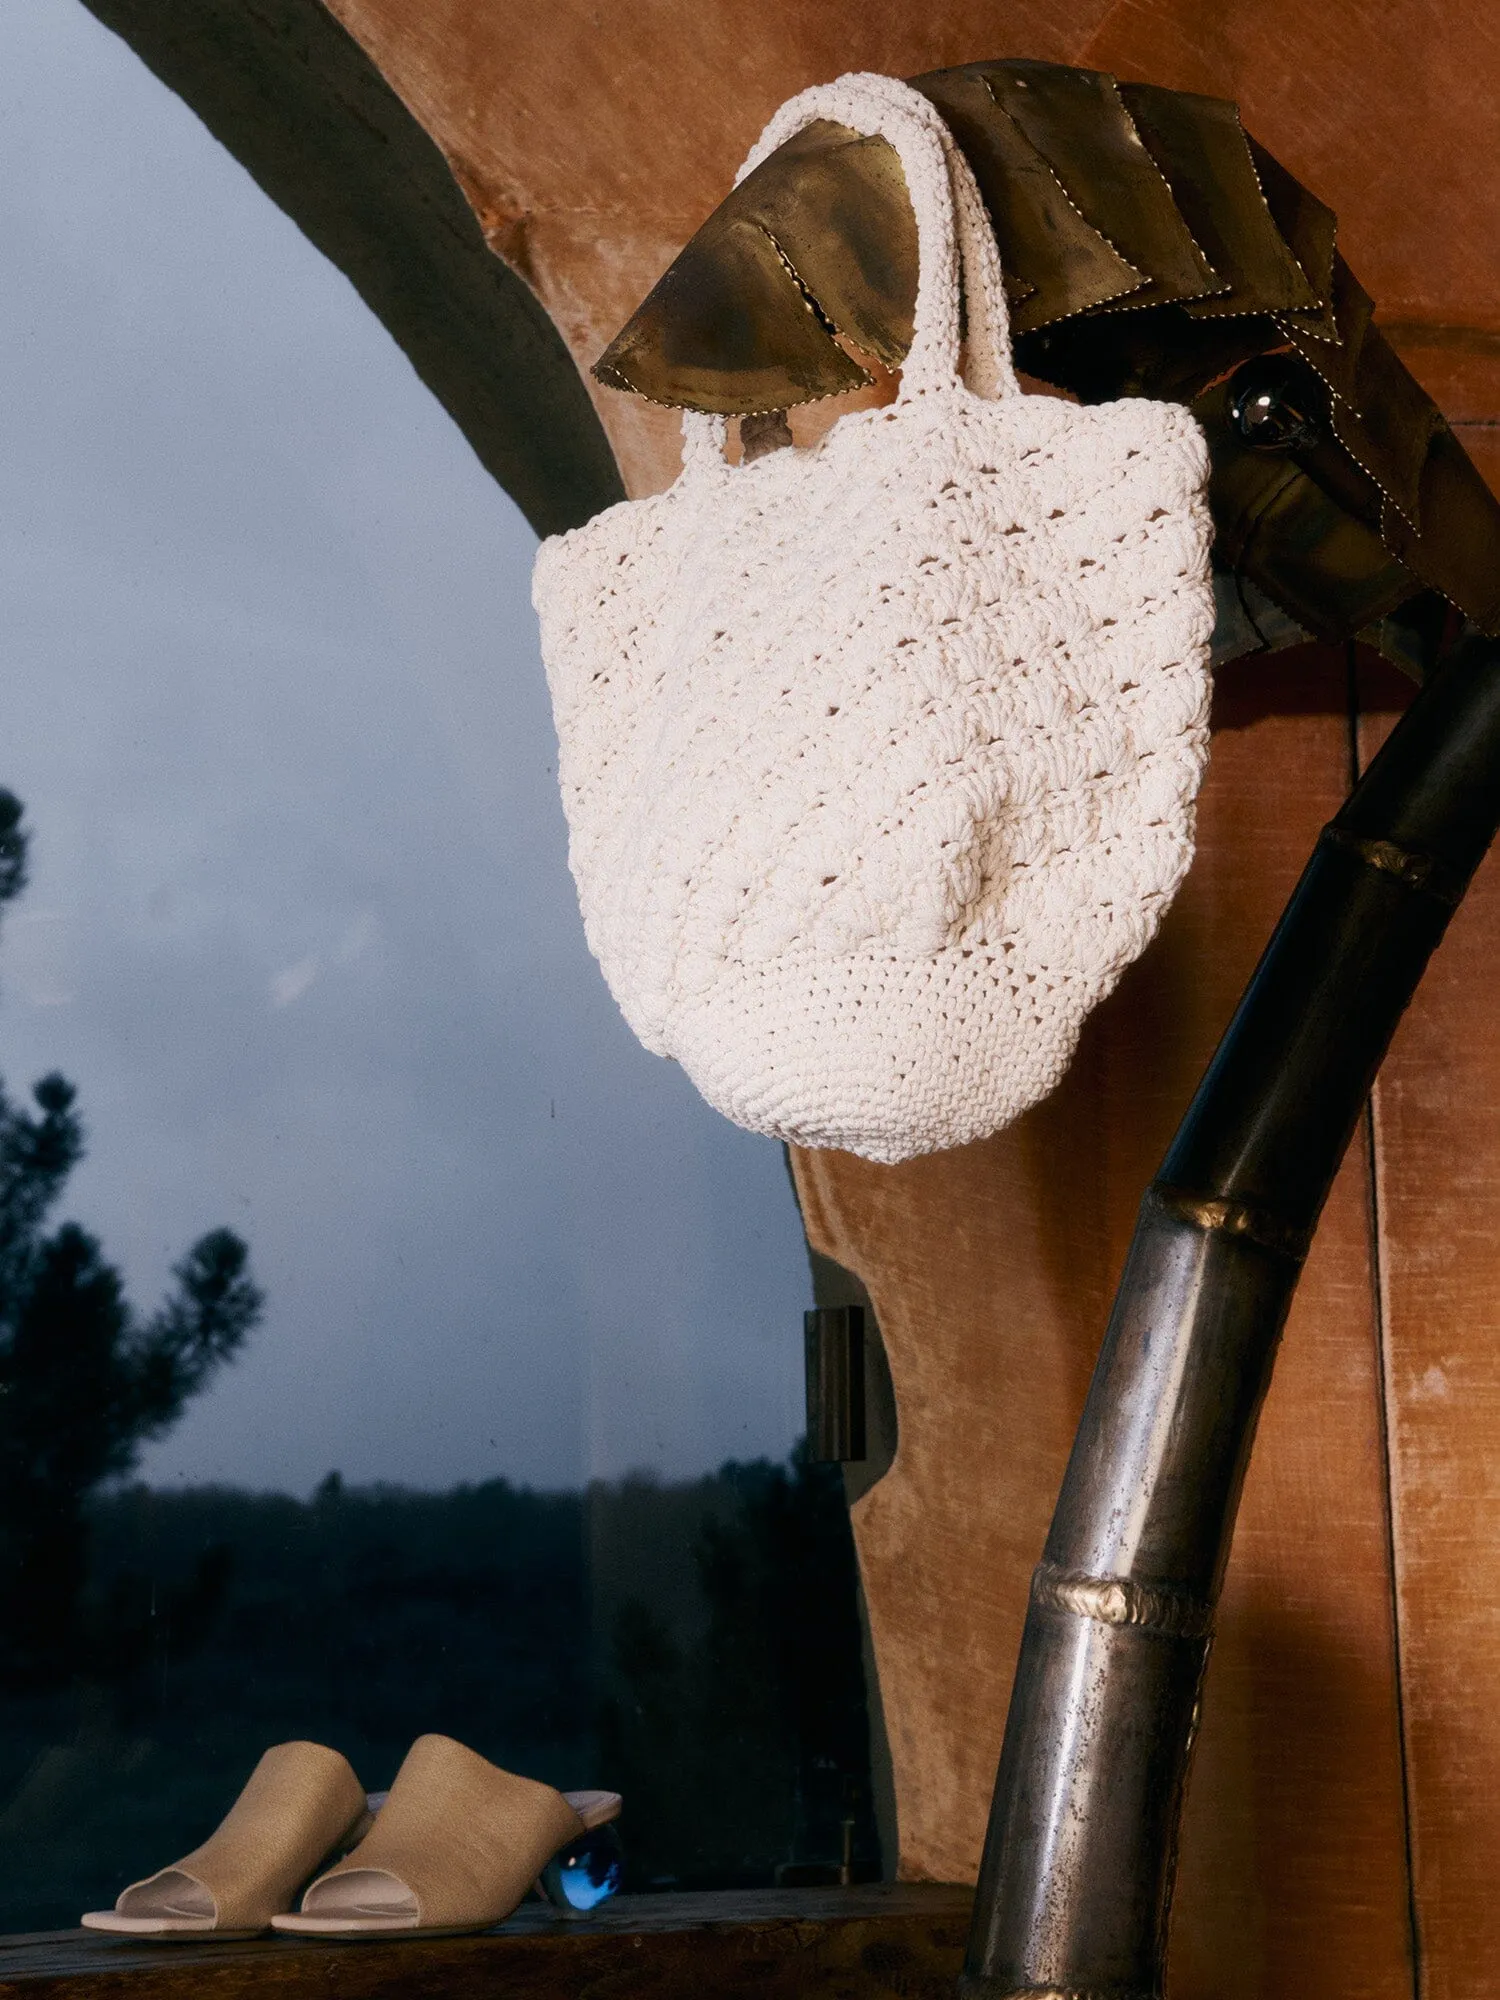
[
  {"x1": 2, "y1": 1462, "x2": 881, "y2": 1930},
  {"x1": 599, "y1": 1454, "x2": 880, "y2": 1886},
  {"x1": 0, "y1": 789, "x2": 262, "y2": 1689}
]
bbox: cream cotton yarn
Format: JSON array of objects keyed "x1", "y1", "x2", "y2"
[{"x1": 533, "y1": 72, "x2": 1215, "y2": 1164}]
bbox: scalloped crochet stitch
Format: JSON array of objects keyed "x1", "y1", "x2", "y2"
[{"x1": 534, "y1": 73, "x2": 1214, "y2": 1163}]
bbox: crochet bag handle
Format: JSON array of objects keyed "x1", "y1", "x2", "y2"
[{"x1": 680, "y1": 72, "x2": 1021, "y2": 477}]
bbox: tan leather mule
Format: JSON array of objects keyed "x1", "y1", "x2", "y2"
[
  {"x1": 271, "y1": 1734, "x2": 621, "y2": 1939},
  {"x1": 82, "y1": 1741, "x2": 369, "y2": 1938}
]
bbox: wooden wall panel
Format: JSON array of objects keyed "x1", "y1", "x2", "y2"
[
  {"x1": 1366, "y1": 689, "x2": 1500, "y2": 2000},
  {"x1": 796, "y1": 655, "x2": 1414, "y2": 1991},
  {"x1": 1170, "y1": 1135, "x2": 1414, "y2": 1999}
]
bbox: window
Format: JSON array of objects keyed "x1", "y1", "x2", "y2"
[{"x1": 0, "y1": 0, "x2": 878, "y2": 1932}]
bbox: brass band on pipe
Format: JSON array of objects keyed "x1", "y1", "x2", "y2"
[
  {"x1": 985, "y1": 1989, "x2": 1157, "y2": 2000},
  {"x1": 1030, "y1": 1563, "x2": 1215, "y2": 1640},
  {"x1": 1148, "y1": 1183, "x2": 1312, "y2": 1261},
  {"x1": 1320, "y1": 822, "x2": 1466, "y2": 903}
]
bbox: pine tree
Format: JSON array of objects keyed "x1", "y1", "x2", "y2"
[{"x1": 0, "y1": 791, "x2": 263, "y2": 1687}]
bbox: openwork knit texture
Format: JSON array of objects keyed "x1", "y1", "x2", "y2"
[{"x1": 534, "y1": 74, "x2": 1215, "y2": 1163}]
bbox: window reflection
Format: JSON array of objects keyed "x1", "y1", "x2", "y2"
[{"x1": 0, "y1": 0, "x2": 878, "y2": 1929}]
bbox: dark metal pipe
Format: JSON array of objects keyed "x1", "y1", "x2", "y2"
[{"x1": 962, "y1": 634, "x2": 1500, "y2": 2000}]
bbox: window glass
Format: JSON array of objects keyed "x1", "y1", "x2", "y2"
[{"x1": 0, "y1": 0, "x2": 878, "y2": 1930}]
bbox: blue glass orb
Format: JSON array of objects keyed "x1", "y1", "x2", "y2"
[{"x1": 539, "y1": 1822, "x2": 623, "y2": 1915}]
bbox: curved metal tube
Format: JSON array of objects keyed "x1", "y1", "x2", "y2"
[{"x1": 962, "y1": 632, "x2": 1500, "y2": 1999}]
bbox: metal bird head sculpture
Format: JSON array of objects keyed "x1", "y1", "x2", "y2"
[{"x1": 596, "y1": 60, "x2": 1500, "y2": 677}]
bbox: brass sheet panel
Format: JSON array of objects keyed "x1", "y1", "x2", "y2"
[
  {"x1": 1194, "y1": 382, "x2": 1422, "y2": 640},
  {"x1": 1245, "y1": 138, "x2": 1338, "y2": 341},
  {"x1": 595, "y1": 206, "x2": 869, "y2": 413},
  {"x1": 1381, "y1": 422, "x2": 1500, "y2": 634},
  {"x1": 1116, "y1": 84, "x2": 1317, "y2": 319},
  {"x1": 982, "y1": 62, "x2": 1218, "y2": 311},
  {"x1": 725, "y1": 120, "x2": 918, "y2": 368},
  {"x1": 914, "y1": 66, "x2": 1146, "y2": 334}
]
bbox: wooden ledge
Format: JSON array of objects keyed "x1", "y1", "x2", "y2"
[{"x1": 0, "y1": 1884, "x2": 973, "y2": 2000}]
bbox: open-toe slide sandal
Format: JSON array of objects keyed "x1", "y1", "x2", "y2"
[
  {"x1": 270, "y1": 1734, "x2": 622, "y2": 1939},
  {"x1": 82, "y1": 1740, "x2": 369, "y2": 1939}
]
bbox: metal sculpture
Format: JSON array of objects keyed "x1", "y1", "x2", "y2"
[
  {"x1": 599, "y1": 58, "x2": 1500, "y2": 677},
  {"x1": 593, "y1": 58, "x2": 1500, "y2": 2000}
]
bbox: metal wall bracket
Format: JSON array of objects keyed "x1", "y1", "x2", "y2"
[{"x1": 805, "y1": 1305, "x2": 867, "y2": 1463}]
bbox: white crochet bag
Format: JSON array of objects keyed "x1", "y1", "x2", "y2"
[{"x1": 534, "y1": 72, "x2": 1214, "y2": 1164}]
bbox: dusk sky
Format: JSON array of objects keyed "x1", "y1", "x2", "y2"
[{"x1": 0, "y1": 0, "x2": 809, "y2": 1493}]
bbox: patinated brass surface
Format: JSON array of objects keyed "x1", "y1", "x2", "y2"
[
  {"x1": 595, "y1": 58, "x2": 1500, "y2": 643},
  {"x1": 1119, "y1": 86, "x2": 1323, "y2": 321},
  {"x1": 911, "y1": 71, "x2": 1143, "y2": 336},
  {"x1": 979, "y1": 63, "x2": 1218, "y2": 312}
]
